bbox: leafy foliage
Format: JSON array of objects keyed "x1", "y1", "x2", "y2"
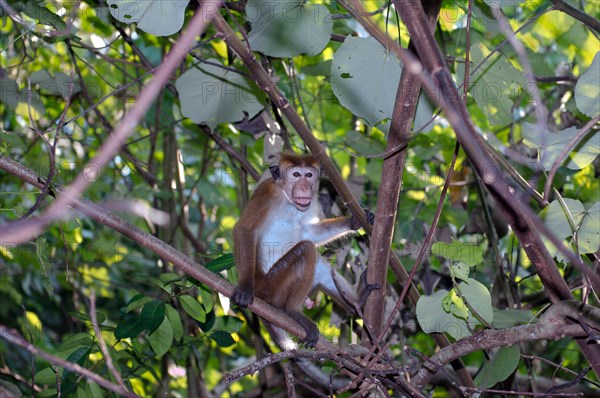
[{"x1": 0, "y1": 0, "x2": 598, "y2": 396}]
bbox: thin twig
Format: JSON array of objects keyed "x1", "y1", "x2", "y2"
[
  {"x1": 0, "y1": 325, "x2": 139, "y2": 398},
  {"x1": 543, "y1": 114, "x2": 600, "y2": 200},
  {"x1": 1, "y1": 0, "x2": 223, "y2": 245},
  {"x1": 89, "y1": 290, "x2": 127, "y2": 389}
]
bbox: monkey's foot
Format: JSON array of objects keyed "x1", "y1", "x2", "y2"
[
  {"x1": 358, "y1": 283, "x2": 381, "y2": 308},
  {"x1": 357, "y1": 271, "x2": 382, "y2": 308},
  {"x1": 301, "y1": 324, "x2": 319, "y2": 349},
  {"x1": 231, "y1": 287, "x2": 254, "y2": 308}
]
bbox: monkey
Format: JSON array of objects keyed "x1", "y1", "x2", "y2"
[{"x1": 231, "y1": 152, "x2": 376, "y2": 348}]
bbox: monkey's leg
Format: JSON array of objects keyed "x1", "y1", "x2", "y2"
[
  {"x1": 313, "y1": 260, "x2": 381, "y2": 316},
  {"x1": 257, "y1": 240, "x2": 319, "y2": 347}
]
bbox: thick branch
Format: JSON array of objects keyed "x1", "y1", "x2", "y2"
[
  {"x1": 364, "y1": 0, "x2": 441, "y2": 341},
  {"x1": 0, "y1": 156, "x2": 335, "y2": 350},
  {"x1": 212, "y1": 3, "x2": 423, "y2": 331},
  {"x1": 342, "y1": 0, "x2": 600, "y2": 377},
  {"x1": 551, "y1": 0, "x2": 600, "y2": 33},
  {"x1": 412, "y1": 300, "x2": 600, "y2": 389}
]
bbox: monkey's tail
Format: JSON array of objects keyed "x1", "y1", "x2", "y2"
[{"x1": 264, "y1": 322, "x2": 349, "y2": 390}]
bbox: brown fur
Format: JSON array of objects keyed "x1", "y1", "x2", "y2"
[{"x1": 232, "y1": 152, "x2": 371, "y2": 348}]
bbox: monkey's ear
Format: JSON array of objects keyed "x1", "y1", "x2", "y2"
[{"x1": 269, "y1": 165, "x2": 281, "y2": 180}]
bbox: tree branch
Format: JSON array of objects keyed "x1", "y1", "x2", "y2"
[
  {"x1": 551, "y1": 0, "x2": 600, "y2": 33},
  {"x1": 341, "y1": 0, "x2": 600, "y2": 377},
  {"x1": 412, "y1": 300, "x2": 600, "y2": 389},
  {"x1": 0, "y1": 156, "x2": 336, "y2": 350},
  {"x1": 0, "y1": 0, "x2": 223, "y2": 244}
]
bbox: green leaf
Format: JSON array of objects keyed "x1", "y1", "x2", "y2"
[
  {"x1": 149, "y1": 317, "x2": 174, "y2": 356},
  {"x1": 416, "y1": 290, "x2": 471, "y2": 341},
  {"x1": 575, "y1": 51, "x2": 600, "y2": 117},
  {"x1": 176, "y1": 60, "x2": 263, "y2": 128},
  {"x1": 522, "y1": 124, "x2": 599, "y2": 171},
  {"x1": 0, "y1": 132, "x2": 26, "y2": 150},
  {"x1": 541, "y1": 199, "x2": 585, "y2": 240},
  {"x1": 165, "y1": 304, "x2": 184, "y2": 341},
  {"x1": 344, "y1": 130, "x2": 386, "y2": 156},
  {"x1": 62, "y1": 347, "x2": 91, "y2": 396},
  {"x1": 114, "y1": 313, "x2": 145, "y2": 339},
  {"x1": 431, "y1": 241, "x2": 483, "y2": 266},
  {"x1": 247, "y1": 0, "x2": 332, "y2": 57},
  {"x1": 0, "y1": 77, "x2": 46, "y2": 119},
  {"x1": 331, "y1": 36, "x2": 400, "y2": 132},
  {"x1": 492, "y1": 309, "x2": 534, "y2": 329},
  {"x1": 140, "y1": 301, "x2": 166, "y2": 335},
  {"x1": 205, "y1": 253, "x2": 235, "y2": 273},
  {"x1": 579, "y1": 202, "x2": 600, "y2": 254},
  {"x1": 200, "y1": 287, "x2": 214, "y2": 313},
  {"x1": 449, "y1": 262, "x2": 470, "y2": 282},
  {"x1": 126, "y1": 294, "x2": 152, "y2": 313},
  {"x1": 20, "y1": 1, "x2": 67, "y2": 30},
  {"x1": 475, "y1": 345, "x2": 520, "y2": 388},
  {"x1": 85, "y1": 382, "x2": 104, "y2": 398},
  {"x1": 442, "y1": 289, "x2": 469, "y2": 320},
  {"x1": 456, "y1": 44, "x2": 526, "y2": 125},
  {"x1": 459, "y1": 278, "x2": 494, "y2": 325},
  {"x1": 107, "y1": 0, "x2": 190, "y2": 36},
  {"x1": 29, "y1": 70, "x2": 81, "y2": 98},
  {"x1": 179, "y1": 294, "x2": 206, "y2": 323},
  {"x1": 159, "y1": 273, "x2": 185, "y2": 286},
  {"x1": 210, "y1": 331, "x2": 235, "y2": 347},
  {"x1": 214, "y1": 315, "x2": 244, "y2": 333}
]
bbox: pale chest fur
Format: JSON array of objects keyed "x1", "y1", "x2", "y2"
[{"x1": 257, "y1": 200, "x2": 321, "y2": 274}]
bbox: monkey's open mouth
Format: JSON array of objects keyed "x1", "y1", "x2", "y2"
[{"x1": 294, "y1": 197, "x2": 311, "y2": 207}]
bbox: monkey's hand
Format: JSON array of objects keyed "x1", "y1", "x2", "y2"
[
  {"x1": 232, "y1": 286, "x2": 254, "y2": 308},
  {"x1": 350, "y1": 208, "x2": 375, "y2": 230}
]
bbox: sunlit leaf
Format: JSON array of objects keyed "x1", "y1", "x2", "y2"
[
  {"x1": 179, "y1": 294, "x2": 206, "y2": 322},
  {"x1": 459, "y1": 278, "x2": 493, "y2": 325},
  {"x1": 106, "y1": 0, "x2": 190, "y2": 36},
  {"x1": 432, "y1": 241, "x2": 483, "y2": 266},
  {"x1": 575, "y1": 51, "x2": 600, "y2": 117},
  {"x1": 416, "y1": 290, "x2": 471, "y2": 341},
  {"x1": 522, "y1": 123, "x2": 599, "y2": 171}
]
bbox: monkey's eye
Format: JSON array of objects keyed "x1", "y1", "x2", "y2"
[
  {"x1": 293, "y1": 171, "x2": 301, "y2": 178},
  {"x1": 305, "y1": 172, "x2": 313, "y2": 178}
]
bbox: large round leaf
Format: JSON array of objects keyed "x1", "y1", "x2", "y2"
[
  {"x1": 176, "y1": 60, "x2": 263, "y2": 128},
  {"x1": 579, "y1": 202, "x2": 600, "y2": 254},
  {"x1": 575, "y1": 51, "x2": 600, "y2": 118},
  {"x1": 331, "y1": 36, "x2": 434, "y2": 134},
  {"x1": 416, "y1": 289, "x2": 471, "y2": 341},
  {"x1": 331, "y1": 36, "x2": 401, "y2": 131},
  {"x1": 522, "y1": 123, "x2": 600, "y2": 171},
  {"x1": 107, "y1": 0, "x2": 190, "y2": 36},
  {"x1": 459, "y1": 278, "x2": 494, "y2": 325},
  {"x1": 247, "y1": 0, "x2": 332, "y2": 57}
]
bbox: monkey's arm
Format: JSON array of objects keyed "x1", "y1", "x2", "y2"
[
  {"x1": 305, "y1": 216, "x2": 355, "y2": 245},
  {"x1": 232, "y1": 223, "x2": 257, "y2": 307},
  {"x1": 306, "y1": 209, "x2": 374, "y2": 245}
]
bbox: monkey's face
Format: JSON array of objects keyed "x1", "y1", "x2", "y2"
[{"x1": 283, "y1": 166, "x2": 319, "y2": 211}]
